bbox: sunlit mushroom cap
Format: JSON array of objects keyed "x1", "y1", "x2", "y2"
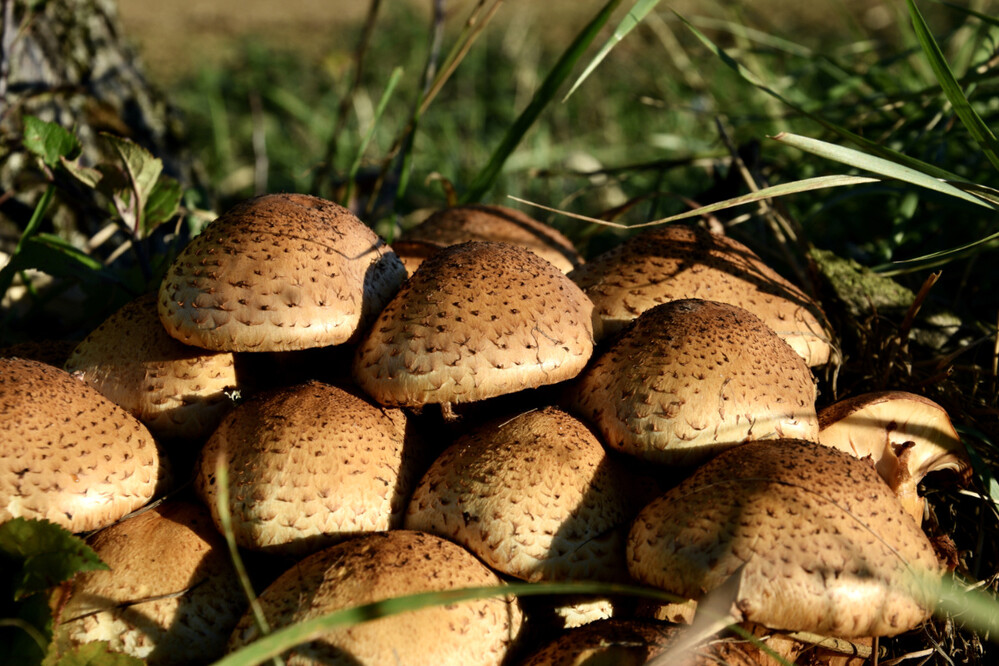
[
  {"x1": 0, "y1": 357, "x2": 162, "y2": 532},
  {"x1": 227, "y1": 530, "x2": 523, "y2": 665},
  {"x1": 65, "y1": 292, "x2": 238, "y2": 441},
  {"x1": 352, "y1": 241, "x2": 594, "y2": 407},
  {"x1": 628, "y1": 439, "x2": 942, "y2": 638},
  {"x1": 158, "y1": 193, "x2": 407, "y2": 352},
  {"x1": 568, "y1": 224, "x2": 832, "y2": 365},
  {"x1": 56, "y1": 501, "x2": 245, "y2": 665},
  {"x1": 568, "y1": 299, "x2": 818, "y2": 466}
]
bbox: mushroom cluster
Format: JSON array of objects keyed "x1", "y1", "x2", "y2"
[{"x1": 2, "y1": 193, "x2": 970, "y2": 665}]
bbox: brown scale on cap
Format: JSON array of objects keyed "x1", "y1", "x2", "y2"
[
  {"x1": 227, "y1": 530, "x2": 524, "y2": 665},
  {"x1": 0, "y1": 357, "x2": 162, "y2": 532},
  {"x1": 568, "y1": 299, "x2": 818, "y2": 466},
  {"x1": 568, "y1": 224, "x2": 832, "y2": 366},
  {"x1": 65, "y1": 292, "x2": 238, "y2": 441},
  {"x1": 352, "y1": 241, "x2": 594, "y2": 408},
  {"x1": 56, "y1": 501, "x2": 245, "y2": 665},
  {"x1": 400, "y1": 204, "x2": 583, "y2": 273},
  {"x1": 195, "y1": 380, "x2": 425, "y2": 556},
  {"x1": 628, "y1": 439, "x2": 942, "y2": 638},
  {"x1": 158, "y1": 193, "x2": 407, "y2": 352}
]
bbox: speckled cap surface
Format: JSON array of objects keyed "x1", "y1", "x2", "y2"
[
  {"x1": 353, "y1": 241, "x2": 594, "y2": 407},
  {"x1": 568, "y1": 224, "x2": 832, "y2": 365},
  {"x1": 568, "y1": 299, "x2": 818, "y2": 466},
  {"x1": 158, "y1": 193, "x2": 407, "y2": 352},
  {"x1": 65, "y1": 292, "x2": 238, "y2": 441},
  {"x1": 195, "y1": 380, "x2": 424, "y2": 556},
  {"x1": 628, "y1": 439, "x2": 942, "y2": 637},
  {"x1": 56, "y1": 501, "x2": 245, "y2": 665},
  {"x1": 0, "y1": 357, "x2": 162, "y2": 532},
  {"x1": 227, "y1": 530, "x2": 523, "y2": 665}
]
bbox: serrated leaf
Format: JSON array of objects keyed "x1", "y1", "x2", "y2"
[
  {"x1": 0, "y1": 519, "x2": 107, "y2": 600},
  {"x1": 102, "y1": 135, "x2": 163, "y2": 204},
  {"x1": 59, "y1": 157, "x2": 103, "y2": 190},
  {"x1": 42, "y1": 642, "x2": 145, "y2": 666},
  {"x1": 23, "y1": 117, "x2": 81, "y2": 168},
  {"x1": 143, "y1": 176, "x2": 183, "y2": 231}
]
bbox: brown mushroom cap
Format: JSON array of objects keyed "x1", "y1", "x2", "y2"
[
  {"x1": 56, "y1": 501, "x2": 245, "y2": 664},
  {"x1": 568, "y1": 224, "x2": 832, "y2": 365},
  {"x1": 627, "y1": 439, "x2": 942, "y2": 638},
  {"x1": 352, "y1": 241, "x2": 594, "y2": 407},
  {"x1": 391, "y1": 238, "x2": 447, "y2": 276},
  {"x1": 0, "y1": 357, "x2": 162, "y2": 532},
  {"x1": 568, "y1": 299, "x2": 818, "y2": 466},
  {"x1": 65, "y1": 292, "x2": 238, "y2": 441},
  {"x1": 195, "y1": 380, "x2": 425, "y2": 556},
  {"x1": 158, "y1": 193, "x2": 407, "y2": 352},
  {"x1": 818, "y1": 391, "x2": 971, "y2": 521},
  {"x1": 401, "y1": 204, "x2": 583, "y2": 273},
  {"x1": 227, "y1": 530, "x2": 523, "y2": 665}
]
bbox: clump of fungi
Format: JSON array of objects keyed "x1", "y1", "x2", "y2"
[{"x1": 1, "y1": 194, "x2": 973, "y2": 665}]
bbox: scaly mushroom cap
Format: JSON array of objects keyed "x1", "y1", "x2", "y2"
[
  {"x1": 227, "y1": 530, "x2": 523, "y2": 665},
  {"x1": 65, "y1": 292, "x2": 238, "y2": 441},
  {"x1": 405, "y1": 407, "x2": 651, "y2": 583},
  {"x1": 568, "y1": 299, "x2": 818, "y2": 466},
  {"x1": 391, "y1": 238, "x2": 447, "y2": 276},
  {"x1": 352, "y1": 241, "x2": 594, "y2": 407},
  {"x1": 401, "y1": 204, "x2": 583, "y2": 273},
  {"x1": 195, "y1": 380, "x2": 424, "y2": 556},
  {"x1": 818, "y1": 391, "x2": 971, "y2": 522},
  {"x1": 0, "y1": 357, "x2": 162, "y2": 532},
  {"x1": 568, "y1": 224, "x2": 832, "y2": 365},
  {"x1": 56, "y1": 501, "x2": 245, "y2": 665},
  {"x1": 628, "y1": 439, "x2": 942, "y2": 638},
  {"x1": 158, "y1": 193, "x2": 407, "y2": 352}
]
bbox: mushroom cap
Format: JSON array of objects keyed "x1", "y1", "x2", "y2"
[
  {"x1": 56, "y1": 501, "x2": 245, "y2": 664},
  {"x1": 401, "y1": 204, "x2": 583, "y2": 273},
  {"x1": 65, "y1": 292, "x2": 238, "y2": 441},
  {"x1": 195, "y1": 380, "x2": 425, "y2": 556},
  {"x1": 568, "y1": 224, "x2": 832, "y2": 365},
  {"x1": 627, "y1": 439, "x2": 942, "y2": 637},
  {"x1": 567, "y1": 299, "x2": 818, "y2": 466},
  {"x1": 391, "y1": 238, "x2": 447, "y2": 276},
  {"x1": 227, "y1": 530, "x2": 523, "y2": 665},
  {"x1": 0, "y1": 339, "x2": 78, "y2": 367},
  {"x1": 0, "y1": 357, "x2": 162, "y2": 532},
  {"x1": 352, "y1": 241, "x2": 594, "y2": 407},
  {"x1": 158, "y1": 193, "x2": 407, "y2": 352},
  {"x1": 405, "y1": 407, "x2": 652, "y2": 583}
]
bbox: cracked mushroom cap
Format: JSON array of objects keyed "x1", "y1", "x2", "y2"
[
  {"x1": 158, "y1": 193, "x2": 407, "y2": 352},
  {"x1": 627, "y1": 439, "x2": 942, "y2": 638},
  {"x1": 65, "y1": 292, "x2": 238, "y2": 441},
  {"x1": 352, "y1": 241, "x2": 594, "y2": 408},
  {"x1": 568, "y1": 224, "x2": 832, "y2": 365},
  {"x1": 227, "y1": 530, "x2": 523, "y2": 665},
  {"x1": 195, "y1": 380, "x2": 425, "y2": 556},
  {"x1": 567, "y1": 299, "x2": 818, "y2": 466},
  {"x1": 401, "y1": 204, "x2": 583, "y2": 273},
  {"x1": 56, "y1": 501, "x2": 245, "y2": 665},
  {"x1": 0, "y1": 357, "x2": 163, "y2": 532},
  {"x1": 818, "y1": 391, "x2": 971, "y2": 522}
]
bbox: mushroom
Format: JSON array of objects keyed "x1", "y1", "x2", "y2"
[
  {"x1": 64, "y1": 292, "x2": 238, "y2": 441},
  {"x1": 55, "y1": 500, "x2": 245, "y2": 665},
  {"x1": 227, "y1": 530, "x2": 523, "y2": 665},
  {"x1": 567, "y1": 224, "x2": 832, "y2": 366},
  {"x1": 817, "y1": 391, "x2": 972, "y2": 522},
  {"x1": 352, "y1": 241, "x2": 594, "y2": 410},
  {"x1": 567, "y1": 299, "x2": 818, "y2": 466},
  {"x1": 195, "y1": 380, "x2": 425, "y2": 556},
  {"x1": 158, "y1": 193, "x2": 408, "y2": 352},
  {"x1": 0, "y1": 357, "x2": 164, "y2": 532}
]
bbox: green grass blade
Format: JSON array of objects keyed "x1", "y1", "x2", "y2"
[
  {"x1": 906, "y1": 0, "x2": 999, "y2": 172},
  {"x1": 342, "y1": 67, "x2": 403, "y2": 209},
  {"x1": 937, "y1": 1, "x2": 999, "y2": 30},
  {"x1": 510, "y1": 174, "x2": 880, "y2": 229},
  {"x1": 461, "y1": 0, "x2": 624, "y2": 204},
  {"x1": 563, "y1": 0, "x2": 663, "y2": 102}
]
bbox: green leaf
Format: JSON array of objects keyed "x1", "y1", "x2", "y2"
[
  {"x1": 23, "y1": 117, "x2": 81, "y2": 168},
  {"x1": 563, "y1": 0, "x2": 663, "y2": 102},
  {"x1": 42, "y1": 642, "x2": 145, "y2": 666},
  {"x1": 59, "y1": 157, "x2": 103, "y2": 190},
  {"x1": 0, "y1": 595, "x2": 54, "y2": 665},
  {"x1": 143, "y1": 176, "x2": 183, "y2": 231},
  {"x1": 0, "y1": 519, "x2": 107, "y2": 601},
  {"x1": 102, "y1": 134, "x2": 164, "y2": 234}
]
